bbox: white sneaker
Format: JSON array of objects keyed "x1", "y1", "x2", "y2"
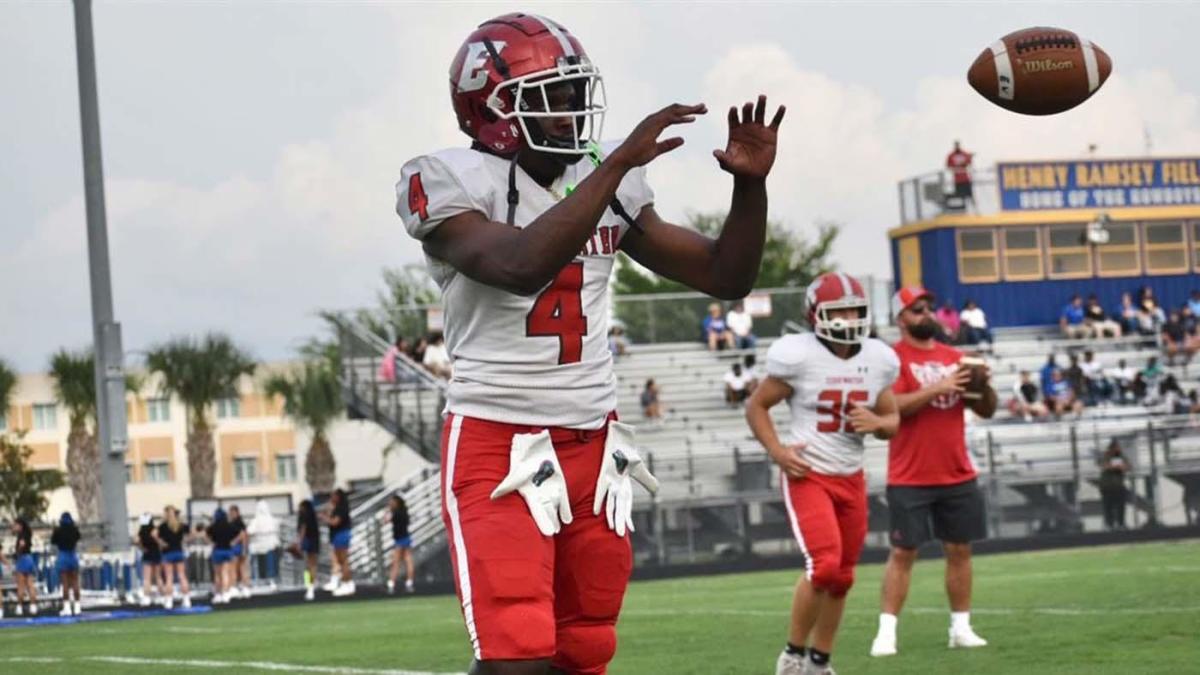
[
  {"x1": 139, "y1": 595, "x2": 151, "y2": 607},
  {"x1": 14, "y1": 604, "x2": 23, "y2": 617},
  {"x1": 775, "y1": 650, "x2": 805, "y2": 675},
  {"x1": 387, "y1": 580, "x2": 395, "y2": 595},
  {"x1": 29, "y1": 604, "x2": 38, "y2": 616},
  {"x1": 322, "y1": 579, "x2": 340, "y2": 592},
  {"x1": 948, "y1": 626, "x2": 988, "y2": 649},
  {"x1": 332, "y1": 581, "x2": 356, "y2": 597},
  {"x1": 164, "y1": 597, "x2": 174, "y2": 610},
  {"x1": 404, "y1": 579, "x2": 414, "y2": 594},
  {"x1": 182, "y1": 596, "x2": 192, "y2": 609},
  {"x1": 304, "y1": 586, "x2": 315, "y2": 602},
  {"x1": 240, "y1": 586, "x2": 252, "y2": 599},
  {"x1": 73, "y1": 601, "x2": 82, "y2": 616},
  {"x1": 870, "y1": 632, "x2": 897, "y2": 657},
  {"x1": 60, "y1": 605, "x2": 73, "y2": 617}
]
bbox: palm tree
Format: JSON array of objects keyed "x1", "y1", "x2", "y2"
[
  {"x1": 264, "y1": 360, "x2": 342, "y2": 494},
  {"x1": 146, "y1": 334, "x2": 255, "y2": 498},
  {"x1": 0, "y1": 357, "x2": 16, "y2": 429},
  {"x1": 48, "y1": 349, "x2": 102, "y2": 522}
]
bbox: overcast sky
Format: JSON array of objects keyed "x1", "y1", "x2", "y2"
[{"x1": 3, "y1": 1, "x2": 1199, "y2": 371}]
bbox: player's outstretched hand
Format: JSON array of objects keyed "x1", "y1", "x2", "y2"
[
  {"x1": 771, "y1": 442, "x2": 812, "y2": 479},
  {"x1": 714, "y1": 95, "x2": 786, "y2": 178},
  {"x1": 610, "y1": 103, "x2": 707, "y2": 169}
]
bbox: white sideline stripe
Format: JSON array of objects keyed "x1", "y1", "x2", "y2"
[
  {"x1": 3, "y1": 657, "x2": 64, "y2": 663},
  {"x1": 83, "y1": 656, "x2": 465, "y2": 674},
  {"x1": 989, "y1": 39, "x2": 1015, "y2": 101},
  {"x1": 1081, "y1": 38, "x2": 1100, "y2": 92},
  {"x1": 624, "y1": 605, "x2": 1200, "y2": 618},
  {"x1": 779, "y1": 473, "x2": 813, "y2": 582},
  {"x1": 443, "y1": 414, "x2": 481, "y2": 659}
]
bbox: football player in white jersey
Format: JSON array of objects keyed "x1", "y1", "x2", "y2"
[
  {"x1": 745, "y1": 273, "x2": 900, "y2": 675},
  {"x1": 395, "y1": 13, "x2": 785, "y2": 675}
]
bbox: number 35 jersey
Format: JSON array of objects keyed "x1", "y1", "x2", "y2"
[
  {"x1": 395, "y1": 144, "x2": 653, "y2": 429},
  {"x1": 765, "y1": 333, "x2": 900, "y2": 476}
]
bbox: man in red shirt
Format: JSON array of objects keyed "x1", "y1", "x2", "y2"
[
  {"x1": 945, "y1": 141, "x2": 974, "y2": 212},
  {"x1": 870, "y1": 287, "x2": 997, "y2": 658}
]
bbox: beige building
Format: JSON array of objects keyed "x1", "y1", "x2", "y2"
[{"x1": 3, "y1": 361, "x2": 429, "y2": 521}]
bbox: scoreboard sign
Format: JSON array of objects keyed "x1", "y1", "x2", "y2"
[{"x1": 997, "y1": 157, "x2": 1200, "y2": 210}]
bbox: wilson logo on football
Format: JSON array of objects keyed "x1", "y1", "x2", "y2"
[{"x1": 1022, "y1": 59, "x2": 1074, "y2": 74}]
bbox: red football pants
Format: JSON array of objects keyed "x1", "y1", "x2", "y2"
[
  {"x1": 440, "y1": 413, "x2": 632, "y2": 674},
  {"x1": 781, "y1": 470, "x2": 868, "y2": 598}
]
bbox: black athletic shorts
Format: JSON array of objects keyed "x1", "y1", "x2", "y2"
[{"x1": 886, "y1": 478, "x2": 987, "y2": 548}]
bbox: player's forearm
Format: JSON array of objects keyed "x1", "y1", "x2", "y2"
[
  {"x1": 503, "y1": 160, "x2": 633, "y2": 294},
  {"x1": 894, "y1": 387, "x2": 943, "y2": 417},
  {"x1": 707, "y1": 177, "x2": 768, "y2": 299},
  {"x1": 873, "y1": 412, "x2": 900, "y2": 440},
  {"x1": 745, "y1": 398, "x2": 786, "y2": 457}
]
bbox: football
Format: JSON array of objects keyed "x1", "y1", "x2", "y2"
[
  {"x1": 967, "y1": 27, "x2": 1112, "y2": 115},
  {"x1": 958, "y1": 355, "x2": 990, "y2": 400}
]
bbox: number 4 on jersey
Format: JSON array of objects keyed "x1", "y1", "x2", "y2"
[
  {"x1": 817, "y1": 389, "x2": 869, "y2": 432},
  {"x1": 526, "y1": 262, "x2": 587, "y2": 364},
  {"x1": 407, "y1": 173, "x2": 430, "y2": 222}
]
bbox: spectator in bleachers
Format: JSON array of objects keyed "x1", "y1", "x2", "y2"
[
  {"x1": 136, "y1": 512, "x2": 165, "y2": 607},
  {"x1": 157, "y1": 505, "x2": 193, "y2": 610},
  {"x1": 1040, "y1": 354, "x2": 1059, "y2": 401},
  {"x1": 1008, "y1": 371, "x2": 1049, "y2": 422},
  {"x1": 725, "y1": 300, "x2": 757, "y2": 349},
  {"x1": 723, "y1": 362, "x2": 755, "y2": 406},
  {"x1": 744, "y1": 354, "x2": 763, "y2": 388},
  {"x1": 1107, "y1": 358, "x2": 1138, "y2": 404},
  {"x1": 1136, "y1": 286, "x2": 1166, "y2": 331},
  {"x1": 958, "y1": 299, "x2": 993, "y2": 348},
  {"x1": 1064, "y1": 353, "x2": 1088, "y2": 405},
  {"x1": 1060, "y1": 295, "x2": 1089, "y2": 339},
  {"x1": 1188, "y1": 289, "x2": 1200, "y2": 318},
  {"x1": 640, "y1": 379, "x2": 662, "y2": 421},
  {"x1": 1114, "y1": 292, "x2": 1141, "y2": 336},
  {"x1": 1160, "y1": 374, "x2": 1188, "y2": 414},
  {"x1": 1162, "y1": 311, "x2": 1199, "y2": 370},
  {"x1": 1084, "y1": 294, "x2": 1122, "y2": 338},
  {"x1": 11, "y1": 517, "x2": 38, "y2": 616},
  {"x1": 408, "y1": 335, "x2": 428, "y2": 366},
  {"x1": 1134, "y1": 357, "x2": 1164, "y2": 404},
  {"x1": 378, "y1": 337, "x2": 410, "y2": 383},
  {"x1": 1098, "y1": 440, "x2": 1129, "y2": 530},
  {"x1": 1080, "y1": 350, "x2": 1112, "y2": 406},
  {"x1": 422, "y1": 331, "x2": 452, "y2": 379},
  {"x1": 935, "y1": 300, "x2": 961, "y2": 344},
  {"x1": 294, "y1": 499, "x2": 320, "y2": 602},
  {"x1": 1047, "y1": 369, "x2": 1084, "y2": 419},
  {"x1": 703, "y1": 302, "x2": 736, "y2": 351},
  {"x1": 608, "y1": 325, "x2": 630, "y2": 357},
  {"x1": 52, "y1": 512, "x2": 82, "y2": 617}
]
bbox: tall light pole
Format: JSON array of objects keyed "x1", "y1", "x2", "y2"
[{"x1": 72, "y1": 0, "x2": 130, "y2": 550}]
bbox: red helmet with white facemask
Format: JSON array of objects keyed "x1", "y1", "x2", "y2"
[
  {"x1": 805, "y1": 273, "x2": 872, "y2": 345},
  {"x1": 448, "y1": 13, "x2": 606, "y2": 158}
]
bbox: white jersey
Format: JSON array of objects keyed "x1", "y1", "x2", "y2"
[
  {"x1": 395, "y1": 143, "x2": 653, "y2": 428},
  {"x1": 766, "y1": 333, "x2": 900, "y2": 476}
]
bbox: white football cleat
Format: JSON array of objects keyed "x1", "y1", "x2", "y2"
[
  {"x1": 870, "y1": 632, "x2": 897, "y2": 657},
  {"x1": 948, "y1": 626, "x2": 988, "y2": 649},
  {"x1": 775, "y1": 650, "x2": 806, "y2": 675},
  {"x1": 332, "y1": 581, "x2": 356, "y2": 597}
]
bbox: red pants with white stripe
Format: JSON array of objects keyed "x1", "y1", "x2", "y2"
[
  {"x1": 440, "y1": 413, "x2": 632, "y2": 674},
  {"x1": 781, "y1": 470, "x2": 868, "y2": 598}
]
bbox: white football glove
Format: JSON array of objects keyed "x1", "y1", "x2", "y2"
[
  {"x1": 593, "y1": 421, "x2": 659, "y2": 537},
  {"x1": 490, "y1": 430, "x2": 573, "y2": 537}
]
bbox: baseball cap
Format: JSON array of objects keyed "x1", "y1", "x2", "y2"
[{"x1": 891, "y1": 286, "x2": 935, "y2": 319}]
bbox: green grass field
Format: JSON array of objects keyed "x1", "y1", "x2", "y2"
[{"x1": 2, "y1": 540, "x2": 1198, "y2": 674}]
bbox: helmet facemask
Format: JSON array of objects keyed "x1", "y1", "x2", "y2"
[
  {"x1": 486, "y1": 56, "x2": 606, "y2": 159},
  {"x1": 813, "y1": 299, "x2": 872, "y2": 345}
]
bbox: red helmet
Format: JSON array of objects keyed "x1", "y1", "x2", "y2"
[
  {"x1": 805, "y1": 273, "x2": 872, "y2": 344},
  {"x1": 449, "y1": 13, "x2": 606, "y2": 158}
]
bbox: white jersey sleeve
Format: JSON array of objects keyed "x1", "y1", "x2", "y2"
[
  {"x1": 395, "y1": 148, "x2": 495, "y2": 240},
  {"x1": 765, "y1": 334, "x2": 807, "y2": 386}
]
